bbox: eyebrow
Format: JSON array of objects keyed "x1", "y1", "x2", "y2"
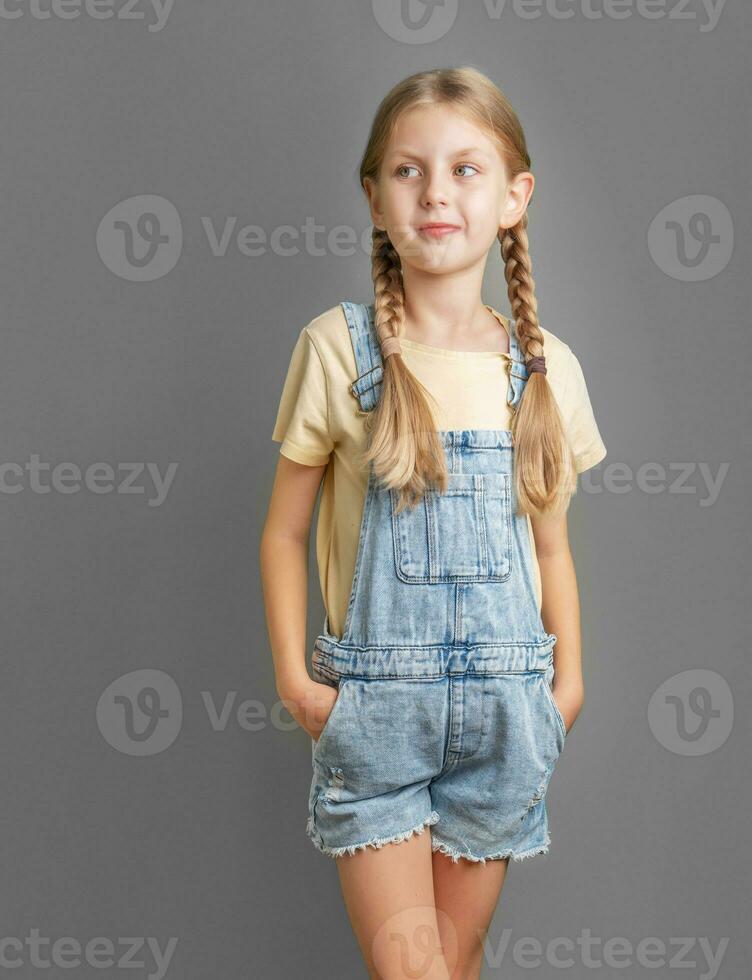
[{"x1": 387, "y1": 146, "x2": 492, "y2": 160}]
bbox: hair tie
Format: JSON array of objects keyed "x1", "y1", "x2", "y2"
[
  {"x1": 381, "y1": 335, "x2": 403, "y2": 359},
  {"x1": 526, "y1": 355, "x2": 547, "y2": 376}
]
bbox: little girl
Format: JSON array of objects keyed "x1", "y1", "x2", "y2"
[{"x1": 261, "y1": 66, "x2": 606, "y2": 980}]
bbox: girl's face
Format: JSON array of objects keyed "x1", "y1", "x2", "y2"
[{"x1": 364, "y1": 103, "x2": 532, "y2": 275}]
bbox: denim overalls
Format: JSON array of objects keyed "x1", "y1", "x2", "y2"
[{"x1": 306, "y1": 301, "x2": 568, "y2": 863}]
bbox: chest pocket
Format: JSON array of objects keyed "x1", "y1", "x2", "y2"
[{"x1": 390, "y1": 472, "x2": 512, "y2": 584}]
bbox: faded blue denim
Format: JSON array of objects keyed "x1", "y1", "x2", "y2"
[{"x1": 306, "y1": 301, "x2": 568, "y2": 863}]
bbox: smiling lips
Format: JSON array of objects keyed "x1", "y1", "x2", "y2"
[{"x1": 418, "y1": 223, "x2": 461, "y2": 238}]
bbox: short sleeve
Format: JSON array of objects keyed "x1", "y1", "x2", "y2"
[
  {"x1": 561, "y1": 349, "x2": 607, "y2": 474},
  {"x1": 271, "y1": 328, "x2": 334, "y2": 466}
]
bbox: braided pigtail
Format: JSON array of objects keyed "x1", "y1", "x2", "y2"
[
  {"x1": 358, "y1": 228, "x2": 448, "y2": 512},
  {"x1": 500, "y1": 216, "x2": 577, "y2": 516}
]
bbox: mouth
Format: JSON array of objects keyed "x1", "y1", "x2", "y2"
[{"x1": 417, "y1": 223, "x2": 462, "y2": 238}]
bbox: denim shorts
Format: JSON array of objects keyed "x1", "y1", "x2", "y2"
[{"x1": 307, "y1": 644, "x2": 567, "y2": 863}]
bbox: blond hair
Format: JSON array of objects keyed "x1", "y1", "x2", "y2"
[{"x1": 357, "y1": 66, "x2": 577, "y2": 517}]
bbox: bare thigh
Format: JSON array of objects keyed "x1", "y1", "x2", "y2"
[
  {"x1": 335, "y1": 830, "x2": 455, "y2": 980},
  {"x1": 431, "y1": 850, "x2": 510, "y2": 980}
]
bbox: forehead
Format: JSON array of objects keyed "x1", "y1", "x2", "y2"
[{"x1": 385, "y1": 104, "x2": 500, "y2": 159}]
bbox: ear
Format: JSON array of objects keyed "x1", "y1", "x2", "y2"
[
  {"x1": 363, "y1": 177, "x2": 386, "y2": 231},
  {"x1": 499, "y1": 171, "x2": 535, "y2": 229}
]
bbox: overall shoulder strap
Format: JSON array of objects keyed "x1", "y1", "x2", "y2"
[
  {"x1": 507, "y1": 318, "x2": 530, "y2": 414},
  {"x1": 341, "y1": 301, "x2": 384, "y2": 412}
]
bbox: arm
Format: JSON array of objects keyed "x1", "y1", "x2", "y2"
[
  {"x1": 530, "y1": 509, "x2": 585, "y2": 735},
  {"x1": 259, "y1": 454, "x2": 338, "y2": 739}
]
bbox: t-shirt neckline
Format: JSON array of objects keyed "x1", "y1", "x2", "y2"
[{"x1": 397, "y1": 306, "x2": 512, "y2": 359}]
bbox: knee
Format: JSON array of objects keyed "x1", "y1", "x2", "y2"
[
  {"x1": 447, "y1": 938, "x2": 485, "y2": 980},
  {"x1": 368, "y1": 935, "x2": 451, "y2": 980}
]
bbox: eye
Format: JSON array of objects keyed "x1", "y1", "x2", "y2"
[
  {"x1": 396, "y1": 165, "x2": 420, "y2": 178},
  {"x1": 455, "y1": 163, "x2": 479, "y2": 177}
]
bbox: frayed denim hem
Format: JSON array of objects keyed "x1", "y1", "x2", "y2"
[
  {"x1": 307, "y1": 810, "x2": 441, "y2": 859},
  {"x1": 430, "y1": 831, "x2": 551, "y2": 865}
]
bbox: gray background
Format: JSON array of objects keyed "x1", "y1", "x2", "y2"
[{"x1": 1, "y1": 1, "x2": 749, "y2": 977}]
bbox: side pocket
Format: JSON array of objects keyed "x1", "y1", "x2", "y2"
[
  {"x1": 312, "y1": 676, "x2": 350, "y2": 752},
  {"x1": 541, "y1": 671, "x2": 567, "y2": 748}
]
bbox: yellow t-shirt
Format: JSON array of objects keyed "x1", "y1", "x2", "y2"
[{"x1": 271, "y1": 302, "x2": 607, "y2": 639}]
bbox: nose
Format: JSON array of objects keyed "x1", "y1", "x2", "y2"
[{"x1": 420, "y1": 172, "x2": 449, "y2": 209}]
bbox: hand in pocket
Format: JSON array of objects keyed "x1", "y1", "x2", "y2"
[
  {"x1": 551, "y1": 683, "x2": 584, "y2": 737},
  {"x1": 286, "y1": 679, "x2": 340, "y2": 741}
]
